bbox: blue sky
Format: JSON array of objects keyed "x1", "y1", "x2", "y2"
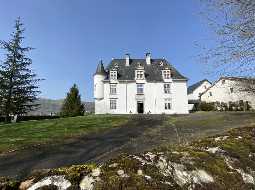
[{"x1": 0, "y1": 0, "x2": 214, "y2": 101}]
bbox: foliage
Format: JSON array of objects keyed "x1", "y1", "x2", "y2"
[
  {"x1": 198, "y1": 101, "x2": 215, "y2": 111},
  {"x1": 60, "y1": 84, "x2": 84, "y2": 117},
  {"x1": 0, "y1": 18, "x2": 41, "y2": 122},
  {"x1": 195, "y1": 101, "x2": 252, "y2": 111}
]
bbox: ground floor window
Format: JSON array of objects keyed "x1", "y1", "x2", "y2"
[
  {"x1": 110, "y1": 99, "x2": 117, "y2": 110},
  {"x1": 165, "y1": 98, "x2": 172, "y2": 110}
]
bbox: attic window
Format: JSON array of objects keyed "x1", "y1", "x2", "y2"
[
  {"x1": 110, "y1": 70, "x2": 117, "y2": 80},
  {"x1": 136, "y1": 70, "x2": 145, "y2": 80},
  {"x1": 162, "y1": 69, "x2": 171, "y2": 79}
]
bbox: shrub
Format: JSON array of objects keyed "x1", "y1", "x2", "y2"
[{"x1": 198, "y1": 102, "x2": 215, "y2": 111}]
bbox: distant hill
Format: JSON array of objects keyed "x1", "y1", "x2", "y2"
[{"x1": 28, "y1": 98, "x2": 94, "y2": 116}]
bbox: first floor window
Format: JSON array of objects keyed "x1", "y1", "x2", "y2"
[
  {"x1": 164, "y1": 83, "x2": 171, "y2": 94},
  {"x1": 165, "y1": 99, "x2": 172, "y2": 110},
  {"x1": 110, "y1": 99, "x2": 117, "y2": 110},
  {"x1": 110, "y1": 84, "x2": 117, "y2": 94},
  {"x1": 230, "y1": 87, "x2": 234, "y2": 93},
  {"x1": 137, "y1": 84, "x2": 144, "y2": 94}
]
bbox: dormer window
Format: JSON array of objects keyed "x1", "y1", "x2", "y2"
[
  {"x1": 136, "y1": 70, "x2": 145, "y2": 80},
  {"x1": 162, "y1": 69, "x2": 171, "y2": 79},
  {"x1": 110, "y1": 70, "x2": 117, "y2": 80}
]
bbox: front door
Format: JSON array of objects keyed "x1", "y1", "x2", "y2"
[{"x1": 137, "y1": 102, "x2": 144, "y2": 114}]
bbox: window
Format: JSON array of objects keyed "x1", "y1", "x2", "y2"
[
  {"x1": 110, "y1": 84, "x2": 117, "y2": 95},
  {"x1": 209, "y1": 92, "x2": 212, "y2": 96},
  {"x1": 222, "y1": 80, "x2": 225, "y2": 85},
  {"x1": 230, "y1": 88, "x2": 234, "y2": 93},
  {"x1": 162, "y1": 70, "x2": 171, "y2": 79},
  {"x1": 110, "y1": 70, "x2": 117, "y2": 80},
  {"x1": 136, "y1": 70, "x2": 144, "y2": 80},
  {"x1": 137, "y1": 84, "x2": 144, "y2": 94},
  {"x1": 110, "y1": 99, "x2": 117, "y2": 110},
  {"x1": 164, "y1": 83, "x2": 171, "y2": 94},
  {"x1": 165, "y1": 99, "x2": 172, "y2": 110},
  {"x1": 204, "y1": 85, "x2": 207, "y2": 89}
]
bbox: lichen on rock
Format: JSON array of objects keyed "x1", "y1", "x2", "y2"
[{"x1": 28, "y1": 175, "x2": 71, "y2": 190}]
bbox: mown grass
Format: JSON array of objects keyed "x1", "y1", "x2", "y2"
[{"x1": 0, "y1": 115, "x2": 129, "y2": 154}]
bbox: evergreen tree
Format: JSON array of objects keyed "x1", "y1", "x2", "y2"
[
  {"x1": 0, "y1": 18, "x2": 41, "y2": 122},
  {"x1": 61, "y1": 84, "x2": 84, "y2": 117}
]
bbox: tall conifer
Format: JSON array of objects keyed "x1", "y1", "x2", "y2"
[{"x1": 0, "y1": 18, "x2": 41, "y2": 122}]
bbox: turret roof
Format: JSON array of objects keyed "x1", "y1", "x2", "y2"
[{"x1": 95, "y1": 61, "x2": 106, "y2": 75}]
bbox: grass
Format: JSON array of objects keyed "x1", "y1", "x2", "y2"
[{"x1": 0, "y1": 115, "x2": 129, "y2": 154}]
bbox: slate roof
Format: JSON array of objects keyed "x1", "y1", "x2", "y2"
[
  {"x1": 94, "y1": 61, "x2": 107, "y2": 75},
  {"x1": 188, "y1": 79, "x2": 211, "y2": 94},
  {"x1": 102, "y1": 58, "x2": 187, "y2": 82}
]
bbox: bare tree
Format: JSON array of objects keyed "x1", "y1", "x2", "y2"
[{"x1": 199, "y1": 0, "x2": 255, "y2": 92}]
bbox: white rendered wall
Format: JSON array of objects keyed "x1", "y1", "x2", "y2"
[
  {"x1": 94, "y1": 74, "x2": 105, "y2": 100},
  {"x1": 95, "y1": 80, "x2": 189, "y2": 114},
  {"x1": 188, "y1": 81, "x2": 211, "y2": 100},
  {"x1": 201, "y1": 79, "x2": 255, "y2": 109}
]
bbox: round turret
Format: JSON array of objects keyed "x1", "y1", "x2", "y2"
[{"x1": 94, "y1": 61, "x2": 106, "y2": 100}]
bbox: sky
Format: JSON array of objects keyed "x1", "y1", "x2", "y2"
[{"x1": 0, "y1": 0, "x2": 214, "y2": 101}]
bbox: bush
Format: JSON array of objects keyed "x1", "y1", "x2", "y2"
[
  {"x1": 194, "y1": 100, "x2": 252, "y2": 112},
  {"x1": 198, "y1": 102, "x2": 215, "y2": 111}
]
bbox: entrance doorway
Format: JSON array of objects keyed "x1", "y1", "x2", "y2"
[{"x1": 137, "y1": 102, "x2": 144, "y2": 114}]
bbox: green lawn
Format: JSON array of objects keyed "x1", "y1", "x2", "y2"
[{"x1": 0, "y1": 115, "x2": 129, "y2": 154}]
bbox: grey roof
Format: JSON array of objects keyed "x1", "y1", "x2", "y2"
[
  {"x1": 102, "y1": 58, "x2": 187, "y2": 82},
  {"x1": 95, "y1": 61, "x2": 107, "y2": 75},
  {"x1": 188, "y1": 79, "x2": 211, "y2": 94}
]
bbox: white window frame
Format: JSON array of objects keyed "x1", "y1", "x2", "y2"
[
  {"x1": 164, "y1": 98, "x2": 172, "y2": 110},
  {"x1": 137, "y1": 84, "x2": 144, "y2": 94},
  {"x1": 164, "y1": 83, "x2": 171, "y2": 94},
  {"x1": 162, "y1": 70, "x2": 171, "y2": 79},
  {"x1": 110, "y1": 84, "x2": 117, "y2": 95},
  {"x1": 110, "y1": 70, "x2": 117, "y2": 80},
  {"x1": 135, "y1": 70, "x2": 145, "y2": 80},
  {"x1": 110, "y1": 99, "x2": 117, "y2": 110}
]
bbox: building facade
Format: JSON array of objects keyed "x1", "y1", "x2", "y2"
[
  {"x1": 94, "y1": 53, "x2": 189, "y2": 114},
  {"x1": 187, "y1": 79, "x2": 212, "y2": 111},
  {"x1": 200, "y1": 77, "x2": 255, "y2": 109}
]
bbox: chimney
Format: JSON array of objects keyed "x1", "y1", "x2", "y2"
[
  {"x1": 146, "y1": 53, "x2": 151, "y2": 65},
  {"x1": 125, "y1": 53, "x2": 130, "y2": 66}
]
